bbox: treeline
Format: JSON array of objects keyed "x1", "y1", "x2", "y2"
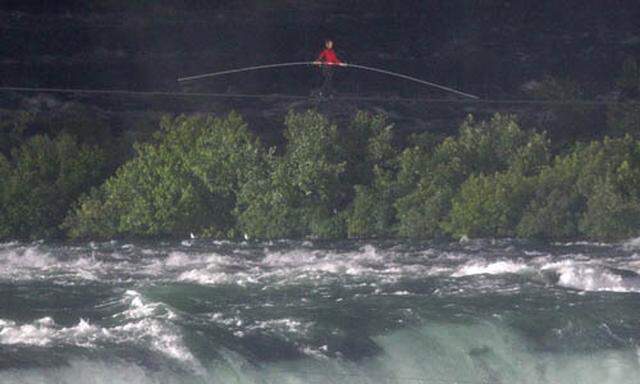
[
  {"x1": 3, "y1": 57, "x2": 640, "y2": 242},
  {"x1": 0, "y1": 101, "x2": 157, "y2": 240},
  {"x1": 29, "y1": 110, "x2": 640, "y2": 241},
  {"x1": 2, "y1": 103, "x2": 640, "y2": 241}
]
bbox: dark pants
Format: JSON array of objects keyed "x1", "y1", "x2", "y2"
[{"x1": 320, "y1": 65, "x2": 334, "y2": 95}]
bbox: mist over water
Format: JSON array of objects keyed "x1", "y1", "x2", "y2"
[{"x1": 1, "y1": 239, "x2": 640, "y2": 383}]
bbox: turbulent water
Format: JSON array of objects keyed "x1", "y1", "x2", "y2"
[{"x1": 1, "y1": 239, "x2": 640, "y2": 383}]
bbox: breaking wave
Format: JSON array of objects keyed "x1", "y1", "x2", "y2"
[{"x1": 1, "y1": 239, "x2": 640, "y2": 383}]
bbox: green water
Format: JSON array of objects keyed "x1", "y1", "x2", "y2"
[{"x1": 1, "y1": 239, "x2": 639, "y2": 383}]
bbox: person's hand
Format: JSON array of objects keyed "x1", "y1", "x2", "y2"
[
  {"x1": 313, "y1": 61, "x2": 321, "y2": 66},
  {"x1": 339, "y1": 62, "x2": 347, "y2": 67}
]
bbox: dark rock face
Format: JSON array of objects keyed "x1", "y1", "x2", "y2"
[
  {"x1": 2, "y1": 1, "x2": 640, "y2": 97},
  {"x1": 1, "y1": 1, "x2": 639, "y2": 147}
]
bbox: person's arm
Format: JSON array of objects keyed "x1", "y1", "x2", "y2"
[
  {"x1": 332, "y1": 55, "x2": 347, "y2": 67},
  {"x1": 314, "y1": 50, "x2": 326, "y2": 65}
]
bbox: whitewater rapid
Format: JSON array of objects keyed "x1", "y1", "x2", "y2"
[{"x1": 1, "y1": 239, "x2": 639, "y2": 383}]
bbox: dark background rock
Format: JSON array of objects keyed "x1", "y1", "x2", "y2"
[
  {"x1": 3, "y1": 1, "x2": 640, "y2": 94},
  {"x1": 1, "y1": 0, "x2": 639, "y2": 144}
]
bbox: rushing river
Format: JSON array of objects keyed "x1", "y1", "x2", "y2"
[{"x1": 1, "y1": 239, "x2": 639, "y2": 383}]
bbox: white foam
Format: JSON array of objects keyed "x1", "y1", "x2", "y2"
[
  {"x1": 452, "y1": 260, "x2": 529, "y2": 277},
  {"x1": 0, "y1": 246, "x2": 57, "y2": 269},
  {"x1": 0, "y1": 317, "x2": 99, "y2": 347},
  {"x1": 0, "y1": 290, "x2": 196, "y2": 366},
  {"x1": 120, "y1": 290, "x2": 178, "y2": 321},
  {"x1": 0, "y1": 245, "x2": 113, "y2": 283},
  {"x1": 0, "y1": 293, "x2": 197, "y2": 368},
  {"x1": 549, "y1": 263, "x2": 640, "y2": 292},
  {"x1": 164, "y1": 251, "x2": 227, "y2": 267},
  {"x1": 178, "y1": 269, "x2": 232, "y2": 285},
  {"x1": 260, "y1": 244, "x2": 402, "y2": 284},
  {"x1": 208, "y1": 314, "x2": 314, "y2": 342},
  {"x1": 110, "y1": 318, "x2": 196, "y2": 364},
  {"x1": 555, "y1": 241, "x2": 612, "y2": 247},
  {"x1": 622, "y1": 237, "x2": 640, "y2": 251},
  {"x1": 249, "y1": 318, "x2": 312, "y2": 337},
  {"x1": 264, "y1": 244, "x2": 383, "y2": 268},
  {"x1": 300, "y1": 345, "x2": 329, "y2": 359}
]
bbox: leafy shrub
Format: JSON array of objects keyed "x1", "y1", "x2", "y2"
[
  {"x1": 343, "y1": 112, "x2": 398, "y2": 238},
  {"x1": 0, "y1": 111, "x2": 32, "y2": 156},
  {"x1": 575, "y1": 136, "x2": 640, "y2": 196},
  {"x1": 579, "y1": 177, "x2": 640, "y2": 240},
  {"x1": 444, "y1": 114, "x2": 548, "y2": 176},
  {"x1": 0, "y1": 154, "x2": 11, "y2": 239},
  {"x1": 63, "y1": 187, "x2": 118, "y2": 239},
  {"x1": 516, "y1": 136, "x2": 640, "y2": 241},
  {"x1": 347, "y1": 166, "x2": 396, "y2": 238},
  {"x1": 446, "y1": 171, "x2": 533, "y2": 238},
  {"x1": 235, "y1": 152, "x2": 307, "y2": 239},
  {"x1": 7, "y1": 108, "x2": 640, "y2": 242},
  {"x1": 574, "y1": 136, "x2": 640, "y2": 240},
  {"x1": 236, "y1": 110, "x2": 346, "y2": 239},
  {"x1": 516, "y1": 155, "x2": 584, "y2": 240},
  {"x1": 395, "y1": 178, "x2": 453, "y2": 238},
  {"x1": 395, "y1": 113, "x2": 548, "y2": 238},
  {"x1": 340, "y1": 111, "x2": 393, "y2": 186},
  {"x1": 0, "y1": 134, "x2": 106, "y2": 240},
  {"x1": 64, "y1": 113, "x2": 261, "y2": 239}
]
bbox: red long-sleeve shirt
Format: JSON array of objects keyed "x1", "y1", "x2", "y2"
[{"x1": 317, "y1": 48, "x2": 342, "y2": 65}]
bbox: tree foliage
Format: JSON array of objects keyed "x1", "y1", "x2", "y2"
[
  {"x1": 395, "y1": 114, "x2": 549, "y2": 238},
  {"x1": 3, "y1": 108, "x2": 640, "y2": 242},
  {"x1": 237, "y1": 110, "x2": 347, "y2": 239},
  {"x1": 0, "y1": 134, "x2": 106, "y2": 240},
  {"x1": 64, "y1": 113, "x2": 261, "y2": 239}
]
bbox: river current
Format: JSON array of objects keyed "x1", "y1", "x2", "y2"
[{"x1": 1, "y1": 239, "x2": 639, "y2": 383}]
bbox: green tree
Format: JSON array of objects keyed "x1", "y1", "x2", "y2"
[
  {"x1": 579, "y1": 177, "x2": 640, "y2": 241},
  {"x1": 516, "y1": 136, "x2": 640, "y2": 240},
  {"x1": 0, "y1": 153, "x2": 11, "y2": 239},
  {"x1": 236, "y1": 110, "x2": 346, "y2": 239},
  {"x1": 395, "y1": 174, "x2": 454, "y2": 239},
  {"x1": 395, "y1": 113, "x2": 548, "y2": 238},
  {"x1": 574, "y1": 136, "x2": 640, "y2": 200},
  {"x1": 341, "y1": 111, "x2": 396, "y2": 185},
  {"x1": 347, "y1": 166, "x2": 396, "y2": 238},
  {"x1": 516, "y1": 155, "x2": 584, "y2": 240},
  {"x1": 574, "y1": 136, "x2": 640, "y2": 240},
  {"x1": 343, "y1": 112, "x2": 398, "y2": 238},
  {"x1": 0, "y1": 111, "x2": 32, "y2": 156},
  {"x1": 446, "y1": 171, "x2": 533, "y2": 238},
  {"x1": 0, "y1": 134, "x2": 106, "y2": 240},
  {"x1": 64, "y1": 113, "x2": 262, "y2": 239},
  {"x1": 441, "y1": 114, "x2": 548, "y2": 176},
  {"x1": 234, "y1": 151, "x2": 306, "y2": 239}
]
